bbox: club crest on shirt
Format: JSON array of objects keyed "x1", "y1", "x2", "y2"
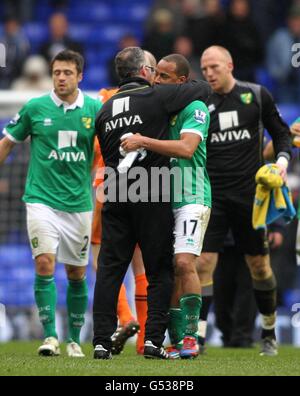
[
  {"x1": 240, "y1": 92, "x2": 253, "y2": 104},
  {"x1": 194, "y1": 110, "x2": 207, "y2": 124},
  {"x1": 31, "y1": 237, "x2": 39, "y2": 249},
  {"x1": 82, "y1": 117, "x2": 92, "y2": 129}
]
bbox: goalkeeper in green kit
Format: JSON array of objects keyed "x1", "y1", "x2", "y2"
[
  {"x1": 0, "y1": 50, "x2": 101, "y2": 357},
  {"x1": 121, "y1": 54, "x2": 211, "y2": 359}
]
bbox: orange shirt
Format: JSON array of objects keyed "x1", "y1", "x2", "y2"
[
  {"x1": 99, "y1": 87, "x2": 118, "y2": 104},
  {"x1": 93, "y1": 88, "x2": 119, "y2": 187}
]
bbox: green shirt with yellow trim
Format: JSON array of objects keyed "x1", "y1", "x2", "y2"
[
  {"x1": 170, "y1": 100, "x2": 211, "y2": 209},
  {"x1": 3, "y1": 92, "x2": 102, "y2": 212}
]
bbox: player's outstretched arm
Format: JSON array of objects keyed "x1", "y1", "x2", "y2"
[
  {"x1": 0, "y1": 137, "x2": 16, "y2": 165},
  {"x1": 121, "y1": 133, "x2": 201, "y2": 160}
]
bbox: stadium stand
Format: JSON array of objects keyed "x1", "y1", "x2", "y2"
[{"x1": 26, "y1": 0, "x2": 152, "y2": 89}]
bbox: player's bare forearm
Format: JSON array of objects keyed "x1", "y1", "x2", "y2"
[
  {"x1": 0, "y1": 137, "x2": 15, "y2": 165},
  {"x1": 263, "y1": 141, "x2": 275, "y2": 161},
  {"x1": 121, "y1": 133, "x2": 201, "y2": 159},
  {"x1": 142, "y1": 136, "x2": 196, "y2": 159}
]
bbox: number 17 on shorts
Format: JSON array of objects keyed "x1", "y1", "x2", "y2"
[{"x1": 173, "y1": 204, "x2": 211, "y2": 256}]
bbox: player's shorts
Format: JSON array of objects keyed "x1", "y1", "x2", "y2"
[
  {"x1": 26, "y1": 203, "x2": 93, "y2": 266},
  {"x1": 173, "y1": 204, "x2": 211, "y2": 256},
  {"x1": 91, "y1": 199, "x2": 103, "y2": 245},
  {"x1": 202, "y1": 191, "x2": 269, "y2": 256}
]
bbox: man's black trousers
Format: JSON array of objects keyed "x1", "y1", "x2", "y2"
[
  {"x1": 93, "y1": 201, "x2": 174, "y2": 350},
  {"x1": 214, "y1": 246, "x2": 257, "y2": 347}
]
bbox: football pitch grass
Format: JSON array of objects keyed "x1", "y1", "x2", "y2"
[{"x1": 0, "y1": 342, "x2": 299, "y2": 376}]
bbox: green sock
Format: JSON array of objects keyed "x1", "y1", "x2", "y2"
[
  {"x1": 67, "y1": 278, "x2": 88, "y2": 345},
  {"x1": 180, "y1": 294, "x2": 202, "y2": 339},
  {"x1": 168, "y1": 308, "x2": 184, "y2": 348},
  {"x1": 34, "y1": 274, "x2": 57, "y2": 339}
]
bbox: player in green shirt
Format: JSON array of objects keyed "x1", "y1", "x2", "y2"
[
  {"x1": 0, "y1": 50, "x2": 101, "y2": 357},
  {"x1": 121, "y1": 54, "x2": 211, "y2": 359}
]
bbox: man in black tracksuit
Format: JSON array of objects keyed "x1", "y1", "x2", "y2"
[
  {"x1": 197, "y1": 46, "x2": 291, "y2": 356},
  {"x1": 93, "y1": 47, "x2": 211, "y2": 359}
]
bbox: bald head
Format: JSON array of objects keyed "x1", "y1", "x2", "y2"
[
  {"x1": 144, "y1": 50, "x2": 157, "y2": 69},
  {"x1": 201, "y1": 46, "x2": 233, "y2": 63},
  {"x1": 143, "y1": 50, "x2": 157, "y2": 85},
  {"x1": 200, "y1": 46, "x2": 235, "y2": 94}
]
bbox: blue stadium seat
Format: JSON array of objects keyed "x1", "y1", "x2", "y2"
[
  {"x1": 68, "y1": 24, "x2": 95, "y2": 44},
  {"x1": 278, "y1": 105, "x2": 299, "y2": 125},
  {"x1": 82, "y1": 64, "x2": 108, "y2": 90},
  {"x1": 23, "y1": 23, "x2": 49, "y2": 45},
  {"x1": 112, "y1": 3, "x2": 151, "y2": 22},
  {"x1": 67, "y1": 2, "x2": 112, "y2": 23},
  {"x1": 0, "y1": 245, "x2": 34, "y2": 305},
  {"x1": 0, "y1": 244, "x2": 96, "y2": 307},
  {"x1": 70, "y1": 22, "x2": 138, "y2": 46},
  {"x1": 284, "y1": 288, "x2": 300, "y2": 309},
  {"x1": 130, "y1": 3, "x2": 151, "y2": 22},
  {"x1": 33, "y1": 3, "x2": 53, "y2": 22},
  {"x1": 255, "y1": 67, "x2": 275, "y2": 93},
  {"x1": 100, "y1": 23, "x2": 140, "y2": 43},
  {"x1": 85, "y1": 45, "x2": 117, "y2": 67}
]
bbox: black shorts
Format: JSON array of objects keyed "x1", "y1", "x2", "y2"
[{"x1": 202, "y1": 191, "x2": 269, "y2": 256}]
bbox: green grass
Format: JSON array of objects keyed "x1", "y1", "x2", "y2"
[{"x1": 0, "y1": 342, "x2": 299, "y2": 376}]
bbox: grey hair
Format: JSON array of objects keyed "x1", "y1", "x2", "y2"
[{"x1": 115, "y1": 47, "x2": 146, "y2": 79}]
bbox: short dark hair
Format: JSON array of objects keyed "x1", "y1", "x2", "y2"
[
  {"x1": 162, "y1": 54, "x2": 190, "y2": 78},
  {"x1": 115, "y1": 47, "x2": 146, "y2": 79},
  {"x1": 50, "y1": 50, "x2": 84, "y2": 74}
]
